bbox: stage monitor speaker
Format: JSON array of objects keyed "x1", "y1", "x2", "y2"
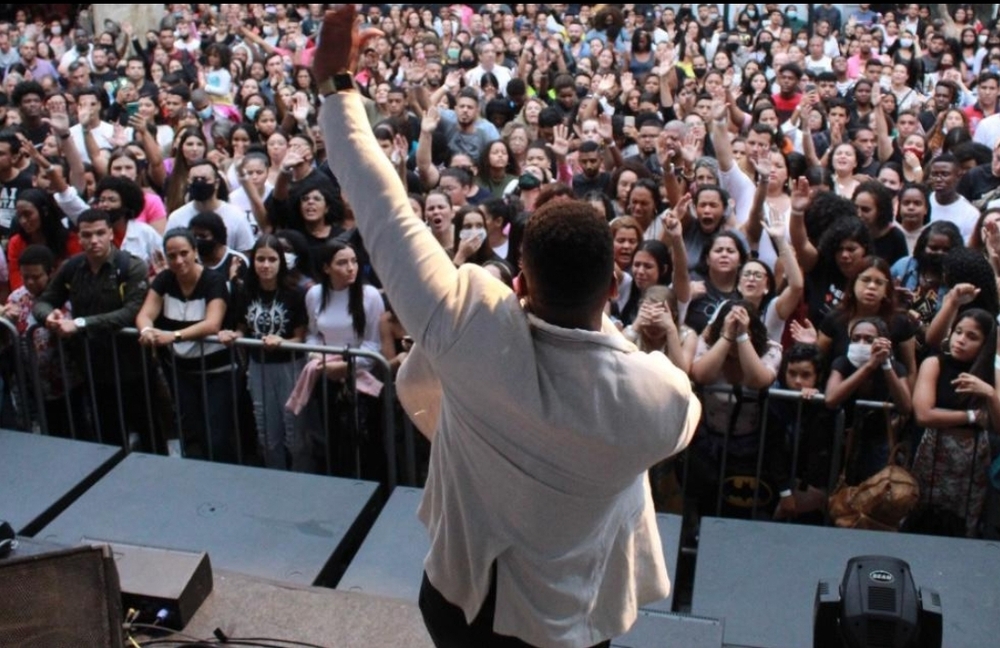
[
  {"x1": 0, "y1": 544, "x2": 124, "y2": 648},
  {"x1": 83, "y1": 537, "x2": 213, "y2": 630}
]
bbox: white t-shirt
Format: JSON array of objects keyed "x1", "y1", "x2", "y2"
[
  {"x1": 165, "y1": 201, "x2": 256, "y2": 252},
  {"x1": 929, "y1": 193, "x2": 980, "y2": 241},
  {"x1": 228, "y1": 182, "x2": 274, "y2": 237}
]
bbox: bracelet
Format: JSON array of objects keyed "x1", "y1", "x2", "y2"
[
  {"x1": 140, "y1": 326, "x2": 153, "y2": 336},
  {"x1": 967, "y1": 409, "x2": 978, "y2": 426},
  {"x1": 881, "y1": 359, "x2": 893, "y2": 370},
  {"x1": 736, "y1": 333, "x2": 750, "y2": 344},
  {"x1": 721, "y1": 335, "x2": 734, "y2": 343}
]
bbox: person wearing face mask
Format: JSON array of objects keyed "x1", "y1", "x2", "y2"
[
  {"x1": 57, "y1": 27, "x2": 94, "y2": 77},
  {"x1": 784, "y1": 5, "x2": 807, "y2": 34},
  {"x1": 824, "y1": 317, "x2": 912, "y2": 486},
  {"x1": 890, "y1": 220, "x2": 963, "y2": 351},
  {"x1": 189, "y1": 211, "x2": 248, "y2": 291},
  {"x1": 165, "y1": 160, "x2": 256, "y2": 252},
  {"x1": 190, "y1": 89, "x2": 226, "y2": 146}
]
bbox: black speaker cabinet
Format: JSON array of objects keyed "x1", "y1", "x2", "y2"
[{"x1": 0, "y1": 544, "x2": 124, "y2": 648}]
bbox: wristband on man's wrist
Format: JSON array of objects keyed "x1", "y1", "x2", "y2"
[{"x1": 736, "y1": 333, "x2": 750, "y2": 343}]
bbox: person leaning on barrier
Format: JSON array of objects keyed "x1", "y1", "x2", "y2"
[
  {"x1": 32, "y1": 208, "x2": 149, "y2": 444},
  {"x1": 314, "y1": 8, "x2": 700, "y2": 647}
]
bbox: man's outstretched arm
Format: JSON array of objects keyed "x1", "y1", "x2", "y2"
[{"x1": 315, "y1": 7, "x2": 459, "y2": 343}]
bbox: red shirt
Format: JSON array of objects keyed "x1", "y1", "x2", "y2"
[
  {"x1": 7, "y1": 232, "x2": 81, "y2": 290},
  {"x1": 772, "y1": 92, "x2": 803, "y2": 124}
]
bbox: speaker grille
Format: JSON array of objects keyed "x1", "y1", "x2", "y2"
[
  {"x1": 0, "y1": 546, "x2": 123, "y2": 648},
  {"x1": 868, "y1": 585, "x2": 897, "y2": 613},
  {"x1": 866, "y1": 618, "x2": 897, "y2": 648}
]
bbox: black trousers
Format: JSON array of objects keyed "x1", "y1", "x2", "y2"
[{"x1": 418, "y1": 569, "x2": 612, "y2": 648}]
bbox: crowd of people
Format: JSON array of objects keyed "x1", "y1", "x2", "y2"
[{"x1": 0, "y1": 3, "x2": 998, "y2": 537}]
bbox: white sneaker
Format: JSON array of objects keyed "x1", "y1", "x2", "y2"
[{"x1": 167, "y1": 439, "x2": 182, "y2": 457}]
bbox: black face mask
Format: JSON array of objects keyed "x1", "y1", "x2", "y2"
[
  {"x1": 188, "y1": 179, "x2": 215, "y2": 202},
  {"x1": 693, "y1": 67, "x2": 708, "y2": 78},
  {"x1": 195, "y1": 238, "x2": 217, "y2": 258},
  {"x1": 726, "y1": 42, "x2": 740, "y2": 53},
  {"x1": 107, "y1": 207, "x2": 133, "y2": 223},
  {"x1": 459, "y1": 59, "x2": 476, "y2": 70},
  {"x1": 917, "y1": 251, "x2": 945, "y2": 273}
]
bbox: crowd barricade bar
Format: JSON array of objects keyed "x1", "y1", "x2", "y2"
[
  {"x1": 116, "y1": 329, "x2": 399, "y2": 490},
  {"x1": 689, "y1": 385, "x2": 868, "y2": 529},
  {"x1": 8, "y1": 325, "x2": 403, "y2": 491},
  {"x1": 0, "y1": 317, "x2": 33, "y2": 433}
]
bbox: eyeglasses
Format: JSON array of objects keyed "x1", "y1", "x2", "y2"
[
  {"x1": 741, "y1": 270, "x2": 766, "y2": 280},
  {"x1": 857, "y1": 276, "x2": 888, "y2": 287}
]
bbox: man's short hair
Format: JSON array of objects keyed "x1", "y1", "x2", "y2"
[
  {"x1": 457, "y1": 87, "x2": 479, "y2": 103},
  {"x1": 189, "y1": 211, "x2": 228, "y2": 243},
  {"x1": 71, "y1": 85, "x2": 103, "y2": 104},
  {"x1": 0, "y1": 128, "x2": 21, "y2": 154},
  {"x1": 930, "y1": 152, "x2": 958, "y2": 168},
  {"x1": 779, "y1": 63, "x2": 803, "y2": 78},
  {"x1": 578, "y1": 140, "x2": 601, "y2": 154},
  {"x1": 11, "y1": 80, "x2": 44, "y2": 107},
  {"x1": 522, "y1": 200, "x2": 613, "y2": 312},
  {"x1": 538, "y1": 106, "x2": 563, "y2": 128},
  {"x1": 77, "y1": 209, "x2": 114, "y2": 227},
  {"x1": 18, "y1": 244, "x2": 55, "y2": 273},
  {"x1": 167, "y1": 84, "x2": 191, "y2": 103}
]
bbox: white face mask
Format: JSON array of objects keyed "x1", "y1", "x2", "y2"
[
  {"x1": 847, "y1": 342, "x2": 872, "y2": 368},
  {"x1": 796, "y1": 39, "x2": 808, "y2": 49},
  {"x1": 900, "y1": 38, "x2": 914, "y2": 49},
  {"x1": 51, "y1": 25, "x2": 61, "y2": 36}
]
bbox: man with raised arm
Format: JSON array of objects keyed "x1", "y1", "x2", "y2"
[{"x1": 314, "y1": 7, "x2": 700, "y2": 648}]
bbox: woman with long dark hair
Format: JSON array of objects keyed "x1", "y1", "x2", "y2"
[
  {"x1": 219, "y1": 234, "x2": 308, "y2": 470},
  {"x1": 7, "y1": 189, "x2": 79, "y2": 290},
  {"x1": 301, "y1": 239, "x2": 385, "y2": 477},
  {"x1": 912, "y1": 309, "x2": 999, "y2": 536}
]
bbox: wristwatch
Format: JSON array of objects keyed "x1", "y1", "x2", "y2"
[
  {"x1": 174, "y1": 330, "x2": 183, "y2": 342},
  {"x1": 73, "y1": 317, "x2": 86, "y2": 329},
  {"x1": 318, "y1": 72, "x2": 356, "y2": 97}
]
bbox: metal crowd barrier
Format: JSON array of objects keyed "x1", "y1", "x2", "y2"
[
  {"x1": 0, "y1": 322, "x2": 417, "y2": 491},
  {"x1": 672, "y1": 385, "x2": 905, "y2": 528}
]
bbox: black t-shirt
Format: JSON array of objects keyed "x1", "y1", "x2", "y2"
[
  {"x1": 805, "y1": 273, "x2": 847, "y2": 327},
  {"x1": 872, "y1": 227, "x2": 909, "y2": 266},
  {"x1": 685, "y1": 282, "x2": 742, "y2": 334},
  {"x1": 232, "y1": 284, "x2": 307, "y2": 364},
  {"x1": 819, "y1": 311, "x2": 917, "y2": 363},
  {"x1": 572, "y1": 171, "x2": 610, "y2": 199},
  {"x1": 829, "y1": 354, "x2": 907, "y2": 403},
  {"x1": 152, "y1": 268, "x2": 231, "y2": 372},
  {"x1": 957, "y1": 164, "x2": 1000, "y2": 203},
  {"x1": 0, "y1": 167, "x2": 37, "y2": 239}
]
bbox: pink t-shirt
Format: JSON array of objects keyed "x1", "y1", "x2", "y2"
[{"x1": 137, "y1": 191, "x2": 167, "y2": 226}]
